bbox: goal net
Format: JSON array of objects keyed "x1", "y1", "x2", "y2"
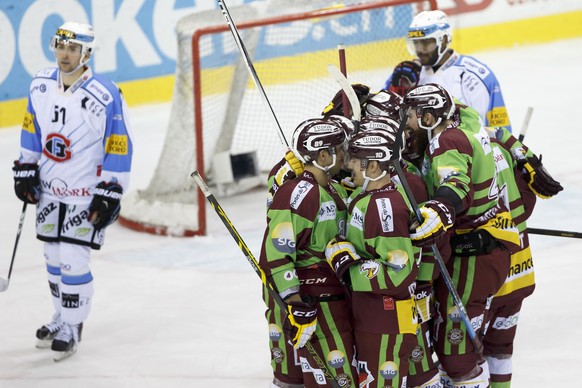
[{"x1": 119, "y1": 0, "x2": 436, "y2": 236}]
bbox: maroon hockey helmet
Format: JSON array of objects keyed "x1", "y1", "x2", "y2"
[
  {"x1": 364, "y1": 89, "x2": 403, "y2": 122},
  {"x1": 327, "y1": 114, "x2": 356, "y2": 138},
  {"x1": 348, "y1": 118, "x2": 397, "y2": 171},
  {"x1": 402, "y1": 83, "x2": 455, "y2": 131},
  {"x1": 292, "y1": 118, "x2": 347, "y2": 163}
]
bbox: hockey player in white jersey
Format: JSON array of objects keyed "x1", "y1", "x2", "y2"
[
  {"x1": 12, "y1": 21, "x2": 133, "y2": 361},
  {"x1": 388, "y1": 10, "x2": 512, "y2": 132}
]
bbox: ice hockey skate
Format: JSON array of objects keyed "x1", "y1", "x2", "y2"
[
  {"x1": 51, "y1": 322, "x2": 83, "y2": 362},
  {"x1": 35, "y1": 314, "x2": 63, "y2": 349}
]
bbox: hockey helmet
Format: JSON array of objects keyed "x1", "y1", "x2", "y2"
[
  {"x1": 365, "y1": 90, "x2": 403, "y2": 122},
  {"x1": 50, "y1": 21, "x2": 95, "y2": 65},
  {"x1": 292, "y1": 118, "x2": 347, "y2": 164},
  {"x1": 402, "y1": 83, "x2": 455, "y2": 131},
  {"x1": 407, "y1": 10, "x2": 452, "y2": 66}
]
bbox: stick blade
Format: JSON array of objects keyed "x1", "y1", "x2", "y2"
[{"x1": 0, "y1": 277, "x2": 10, "y2": 292}]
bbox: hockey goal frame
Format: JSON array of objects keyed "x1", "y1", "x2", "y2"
[{"x1": 119, "y1": 0, "x2": 437, "y2": 237}]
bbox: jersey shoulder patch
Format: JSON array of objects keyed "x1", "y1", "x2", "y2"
[
  {"x1": 34, "y1": 67, "x2": 57, "y2": 79},
  {"x1": 84, "y1": 78, "x2": 114, "y2": 105},
  {"x1": 457, "y1": 55, "x2": 491, "y2": 80}
]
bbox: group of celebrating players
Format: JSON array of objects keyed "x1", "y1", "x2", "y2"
[{"x1": 259, "y1": 10, "x2": 563, "y2": 388}]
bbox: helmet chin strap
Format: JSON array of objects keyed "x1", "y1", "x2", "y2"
[
  {"x1": 433, "y1": 43, "x2": 449, "y2": 66},
  {"x1": 313, "y1": 153, "x2": 337, "y2": 174},
  {"x1": 418, "y1": 115, "x2": 441, "y2": 142},
  {"x1": 361, "y1": 169, "x2": 387, "y2": 192},
  {"x1": 57, "y1": 51, "x2": 90, "y2": 76}
]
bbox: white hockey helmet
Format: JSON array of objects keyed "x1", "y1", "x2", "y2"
[
  {"x1": 407, "y1": 10, "x2": 452, "y2": 66},
  {"x1": 50, "y1": 21, "x2": 95, "y2": 65}
]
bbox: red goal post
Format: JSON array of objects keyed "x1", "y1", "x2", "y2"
[{"x1": 118, "y1": 0, "x2": 436, "y2": 237}]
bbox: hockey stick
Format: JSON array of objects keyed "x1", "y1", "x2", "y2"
[
  {"x1": 518, "y1": 106, "x2": 533, "y2": 142},
  {"x1": 327, "y1": 64, "x2": 361, "y2": 133},
  {"x1": 191, "y1": 171, "x2": 341, "y2": 388},
  {"x1": 391, "y1": 110, "x2": 483, "y2": 354},
  {"x1": 0, "y1": 202, "x2": 27, "y2": 292},
  {"x1": 337, "y1": 44, "x2": 351, "y2": 118},
  {"x1": 527, "y1": 227, "x2": 582, "y2": 239},
  {"x1": 217, "y1": 0, "x2": 289, "y2": 149},
  {"x1": 513, "y1": 108, "x2": 581, "y2": 239}
]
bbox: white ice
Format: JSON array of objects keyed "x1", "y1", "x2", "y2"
[{"x1": 0, "y1": 38, "x2": 581, "y2": 388}]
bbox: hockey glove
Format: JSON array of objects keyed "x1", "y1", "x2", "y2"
[
  {"x1": 322, "y1": 83, "x2": 370, "y2": 118},
  {"x1": 284, "y1": 300, "x2": 318, "y2": 349},
  {"x1": 325, "y1": 238, "x2": 360, "y2": 282},
  {"x1": 517, "y1": 154, "x2": 563, "y2": 199},
  {"x1": 284, "y1": 150, "x2": 304, "y2": 177},
  {"x1": 409, "y1": 200, "x2": 455, "y2": 248},
  {"x1": 89, "y1": 181, "x2": 123, "y2": 229},
  {"x1": 340, "y1": 176, "x2": 357, "y2": 191},
  {"x1": 387, "y1": 60, "x2": 421, "y2": 97},
  {"x1": 12, "y1": 161, "x2": 40, "y2": 204}
]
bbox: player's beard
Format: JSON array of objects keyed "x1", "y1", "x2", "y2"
[
  {"x1": 413, "y1": 128, "x2": 429, "y2": 159},
  {"x1": 417, "y1": 49, "x2": 440, "y2": 67}
]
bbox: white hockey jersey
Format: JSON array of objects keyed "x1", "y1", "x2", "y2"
[
  {"x1": 418, "y1": 50, "x2": 512, "y2": 132},
  {"x1": 19, "y1": 67, "x2": 133, "y2": 204}
]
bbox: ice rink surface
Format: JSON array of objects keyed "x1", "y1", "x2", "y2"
[{"x1": 0, "y1": 38, "x2": 581, "y2": 387}]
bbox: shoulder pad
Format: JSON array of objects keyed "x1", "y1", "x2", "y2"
[
  {"x1": 458, "y1": 55, "x2": 491, "y2": 80},
  {"x1": 35, "y1": 67, "x2": 58, "y2": 79},
  {"x1": 85, "y1": 79, "x2": 114, "y2": 105}
]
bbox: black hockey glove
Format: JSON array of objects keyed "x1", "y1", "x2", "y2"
[
  {"x1": 89, "y1": 181, "x2": 123, "y2": 229},
  {"x1": 517, "y1": 154, "x2": 563, "y2": 199},
  {"x1": 387, "y1": 60, "x2": 421, "y2": 97},
  {"x1": 321, "y1": 83, "x2": 370, "y2": 118},
  {"x1": 12, "y1": 161, "x2": 40, "y2": 204}
]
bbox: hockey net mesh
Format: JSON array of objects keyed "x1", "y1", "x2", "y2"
[{"x1": 119, "y1": 0, "x2": 435, "y2": 236}]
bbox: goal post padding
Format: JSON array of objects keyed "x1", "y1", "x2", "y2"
[{"x1": 119, "y1": 0, "x2": 436, "y2": 237}]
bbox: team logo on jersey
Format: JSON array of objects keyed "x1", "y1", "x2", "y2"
[
  {"x1": 359, "y1": 260, "x2": 380, "y2": 280},
  {"x1": 447, "y1": 328, "x2": 464, "y2": 345},
  {"x1": 326, "y1": 350, "x2": 346, "y2": 369},
  {"x1": 379, "y1": 361, "x2": 398, "y2": 380},
  {"x1": 271, "y1": 347, "x2": 285, "y2": 364},
  {"x1": 335, "y1": 374, "x2": 352, "y2": 388},
  {"x1": 271, "y1": 222, "x2": 296, "y2": 254},
  {"x1": 43, "y1": 133, "x2": 71, "y2": 162},
  {"x1": 375, "y1": 198, "x2": 394, "y2": 232},
  {"x1": 409, "y1": 345, "x2": 424, "y2": 363}
]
